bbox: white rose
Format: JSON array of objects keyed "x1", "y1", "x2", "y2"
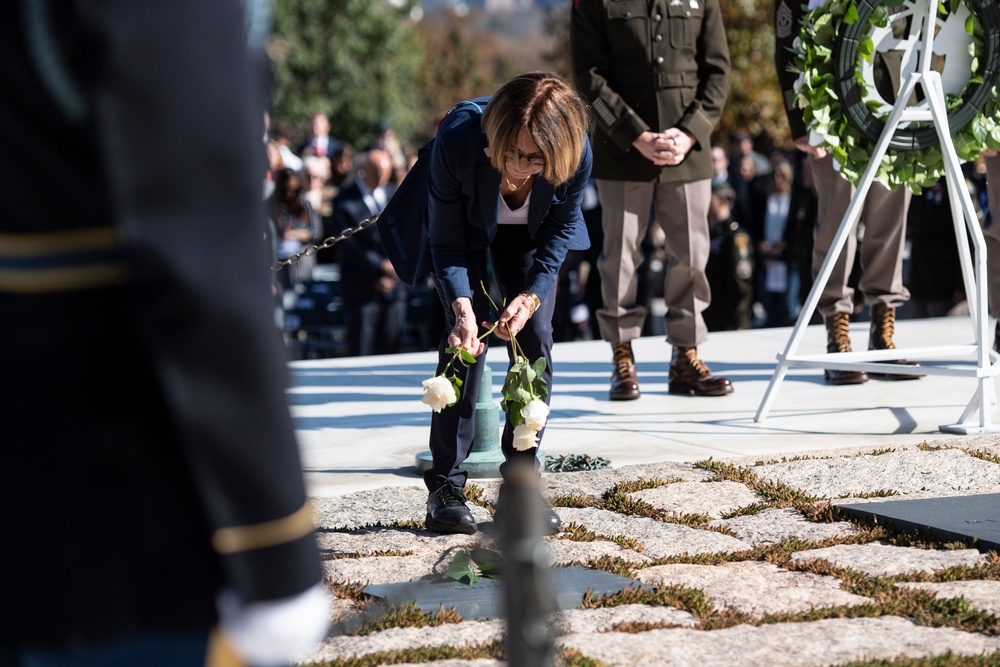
[
  {"x1": 421, "y1": 375, "x2": 457, "y2": 413},
  {"x1": 520, "y1": 400, "x2": 549, "y2": 432},
  {"x1": 512, "y1": 423, "x2": 539, "y2": 451}
]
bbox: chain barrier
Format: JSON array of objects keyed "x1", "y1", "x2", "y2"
[{"x1": 271, "y1": 213, "x2": 379, "y2": 272}]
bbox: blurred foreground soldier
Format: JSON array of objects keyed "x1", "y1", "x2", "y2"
[{"x1": 0, "y1": 1, "x2": 329, "y2": 665}]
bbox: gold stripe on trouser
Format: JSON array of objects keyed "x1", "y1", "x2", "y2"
[
  {"x1": 205, "y1": 629, "x2": 245, "y2": 667},
  {"x1": 212, "y1": 502, "x2": 315, "y2": 554},
  {"x1": 0, "y1": 227, "x2": 125, "y2": 293},
  {"x1": 0, "y1": 265, "x2": 126, "y2": 292},
  {"x1": 0, "y1": 227, "x2": 118, "y2": 254}
]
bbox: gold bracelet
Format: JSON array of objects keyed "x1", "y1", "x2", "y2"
[{"x1": 520, "y1": 290, "x2": 541, "y2": 316}]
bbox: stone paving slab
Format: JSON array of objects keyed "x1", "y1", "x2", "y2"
[
  {"x1": 543, "y1": 538, "x2": 651, "y2": 567},
  {"x1": 790, "y1": 542, "x2": 988, "y2": 577},
  {"x1": 897, "y1": 579, "x2": 1000, "y2": 615},
  {"x1": 557, "y1": 507, "x2": 752, "y2": 558},
  {"x1": 550, "y1": 604, "x2": 697, "y2": 634},
  {"x1": 317, "y1": 527, "x2": 494, "y2": 558},
  {"x1": 539, "y1": 462, "x2": 715, "y2": 499},
  {"x1": 301, "y1": 619, "x2": 504, "y2": 663},
  {"x1": 300, "y1": 444, "x2": 1000, "y2": 666},
  {"x1": 311, "y1": 486, "x2": 492, "y2": 530},
  {"x1": 324, "y1": 552, "x2": 453, "y2": 586},
  {"x1": 633, "y1": 561, "x2": 872, "y2": 617},
  {"x1": 305, "y1": 605, "x2": 699, "y2": 665},
  {"x1": 753, "y1": 449, "x2": 1000, "y2": 500},
  {"x1": 629, "y1": 480, "x2": 763, "y2": 518},
  {"x1": 557, "y1": 616, "x2": 1000, "y2": 667},
  {"x1": 710, "y1": 507, "x2": 855, "y2": 545}
]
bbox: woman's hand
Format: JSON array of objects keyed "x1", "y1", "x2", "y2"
[
  {"x1": 490, "y1": 292, "x2": 537, "y2": 342},
  {"x1": 448, "y1": 297, "x2": 485, "y2": 356}
]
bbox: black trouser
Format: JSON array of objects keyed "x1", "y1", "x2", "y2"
[{"x1": 423, "y1": 225, "x2": 555, "y2": 491}]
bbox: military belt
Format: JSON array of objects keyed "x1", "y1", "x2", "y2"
[
  {"x1": 610, "y1": 70, "x2": 700, "y2": 89},
  {"x1": 0, "y1": 227, "x2": 127, "y2": 293}
]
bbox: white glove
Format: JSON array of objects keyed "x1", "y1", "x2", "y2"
[{"x1": 217, "y1": 583, "x2": 331, "y2": 665}]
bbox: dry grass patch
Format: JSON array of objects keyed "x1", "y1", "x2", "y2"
[{"x1": 832, "y1": 651, "x2": 1000, "y2": 667}]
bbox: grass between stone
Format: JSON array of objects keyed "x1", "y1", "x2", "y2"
[
  {"x1": 830, "y1": 651, "x2": 1000, "y2": 666},
  {"x1": 299, "y1": 639, "x2": 611, "y2": 666},
  {"x1": 311, "y1": 455, "x2": 1000, "y2": 661}
]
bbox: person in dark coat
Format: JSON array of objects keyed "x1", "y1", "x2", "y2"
[
  {"x1": 0, "y1": 1, "x2": 327, "y2": 663},
  {"x1": 703, "y1": 182, "x2": 755, "y2": 331},
  {"x1": 378, "y1": 73, "x2": 592, "y2": 536},
  {"x1": 571, "y1": 0, "x2": 734, "y2": 401},
  {"x1": 326, "y1": 148, "x2": 407, "y2": 356}
]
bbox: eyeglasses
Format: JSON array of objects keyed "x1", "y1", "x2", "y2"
[{"x1": 503, "y1": 148, "x2": 545, "y2": 169}]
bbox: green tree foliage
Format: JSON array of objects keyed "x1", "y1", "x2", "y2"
[
  {"x1": 269, "y1": 0, "x2": 423, "y2": 149},
  {"x1": 268, "y1": 0, "x2": 788, "y2": 154},
  {"x1": 410, "y1": 6, "x2": 557, "y2": 145},
  {"x1": 717, "y1": 0, "x2": 789, "y2": 150}
]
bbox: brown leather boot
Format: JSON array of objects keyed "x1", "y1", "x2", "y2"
[
  {"x1": 868, "y1": 303, "x2": 922, "y2": 380},
  {"x1": 610, "y1": 342, "x2": 640, "y2": 401},
  {"x1": 824, "y1": 312, "x2": 868, "y2": 385},
  {"x1": 668, "y1": 347, "x2": 733, "y2": 396}
]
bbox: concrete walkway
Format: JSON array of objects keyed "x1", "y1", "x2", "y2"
[
  {"x1": 290, "y1": 316, "x2": 999, "y2": 497},
  {"x1": 290, "y1": 316, "x2": 1000, "y2": 667}
]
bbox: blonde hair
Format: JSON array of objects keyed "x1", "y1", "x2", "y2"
[{"x1": 481, "y1": 72, "x2": 589, "y2": 186}]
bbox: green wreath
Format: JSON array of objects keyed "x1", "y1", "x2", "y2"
[{"x1": 793, "y1": 0, "x2": 1000, "y2": 193}]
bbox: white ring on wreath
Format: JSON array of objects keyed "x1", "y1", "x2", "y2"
[{"x1": 859, "y1": 0, "x2": 973, "y2": 121}]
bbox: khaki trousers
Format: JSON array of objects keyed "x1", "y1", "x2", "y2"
[
  {"x1": 594, "y1": 178, "x2": 711, "y2": 348},
  {"x1": 810, "y1": 154, "x2": 911, "y2": 317},
  {"x1": 983, "y1": 154, "x2": 1000, "y2": 318}
]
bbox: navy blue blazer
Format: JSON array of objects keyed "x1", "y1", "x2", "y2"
[{"x1": 378, "y1": 96, "x2": 592, "y2": 305}]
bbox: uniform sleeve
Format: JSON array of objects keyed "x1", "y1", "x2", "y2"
[
  {"x1": 774, "y1": 0, "x2": 809, "y2": 139},
  {"x1": 571, "y1": 0, "x2": 649, "y2": 151},
  {"x1": 81, "y1": 0, "x2": 322, "y2": 603}
]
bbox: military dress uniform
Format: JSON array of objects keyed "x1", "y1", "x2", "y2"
[
  {"x1": 0, "y1": 0, "x2": 323, "y2": 661},
  {"x1": 571, "y1": 0, "x2": 733, "y2": 399},
  {"x1": 774, "y1": 0, "x2": 919, "y2": 383}
]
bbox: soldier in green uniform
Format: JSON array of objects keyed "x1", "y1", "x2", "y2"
[
  {"x1": 774, "y1": 0, "x2": 921, "y2": 383},
  {"x1": 571, "y1": 0, "x2": 734, "y2": 400}
]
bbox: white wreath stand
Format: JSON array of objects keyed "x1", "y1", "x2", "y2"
[{"x1": 755, "y1": 0, "x2": 1000, "y2": 433}]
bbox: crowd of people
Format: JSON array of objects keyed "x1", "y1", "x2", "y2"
[
  {"x1": 263, "y1": 110, "x2": 440, "y2": 358},
  {"x1": 264, "y1": 9, "x2": 999, "y2": 393}
]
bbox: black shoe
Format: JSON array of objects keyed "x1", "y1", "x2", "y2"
[
  {"x1": 494, "y1": 483, "x2": 561, "y2": 536},
  {"x1": 425, "y1": 476, "x2": 477, "y2": 535},
  {"x1": 824, "y1": 368, "x2": 869, "y2": 385}
]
